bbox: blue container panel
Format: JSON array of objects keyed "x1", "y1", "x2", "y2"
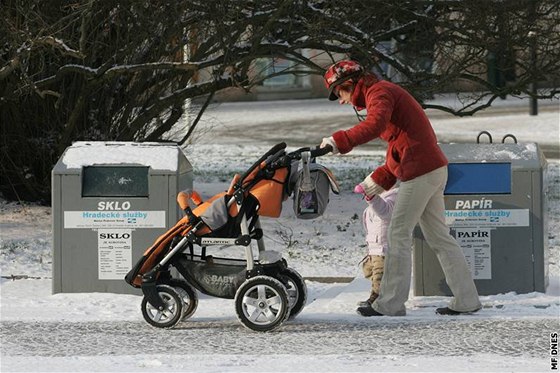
[{"x1": 445, "y1": 163, "x2": 511, "y2": 195}]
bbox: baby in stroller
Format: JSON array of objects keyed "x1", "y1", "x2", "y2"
[{"x1": 125, "y1": 143, "x2": 338, "y2": 332}]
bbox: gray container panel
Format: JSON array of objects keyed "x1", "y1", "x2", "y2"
[
  {"x1": 57, "y1": 174, "x2": 171, "y2": 294},
  {"x1": 52, "y1": 174, "x2": 64, "y2": 293},
  {"x1": 414, "y1": 169, "x2": 542, "y2": 296},
  {"x1": 532, "y1": 168, "x2": 549, "y2": 291},
  {"x1": 415, "y1": 226, "x2": 535, "y2": 296}
]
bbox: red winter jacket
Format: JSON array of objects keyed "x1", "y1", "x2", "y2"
[{"x1": 332, "y1": 76, "x2": 448, "y2": 190}]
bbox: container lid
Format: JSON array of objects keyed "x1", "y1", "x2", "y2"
[
  {"x1": 439, "y1": 143, "x2": 544, "y2": 169},
  {"x1": 53, "y1": 141, "x2": 186, "y2": 173}
]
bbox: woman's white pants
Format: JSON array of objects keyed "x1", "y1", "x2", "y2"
[{"x1": 372, "y1": 166, "x2": 482, "y2": 316}]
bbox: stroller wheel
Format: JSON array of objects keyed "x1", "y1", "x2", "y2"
[
  {"x1": 279, "y1": 268, "x2": 307, "y2": 319},
  {"x1": 234, "y1": 276, "x2": 290, "y2": 332},
  {"x1": 141, "y1": 285, "x2": 183, "y2": 328},
  {"x1": 168, "y1": 279, "x2": 199, "y2": 320}
]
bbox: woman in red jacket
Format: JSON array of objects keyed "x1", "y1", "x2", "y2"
[{"x1": 322, "y1": 60, "x2": 481, "y2": 317}]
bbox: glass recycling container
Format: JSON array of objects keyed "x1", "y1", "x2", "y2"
[{"x1": 52, "y1": 142, "x2": 192, "y2": 294}]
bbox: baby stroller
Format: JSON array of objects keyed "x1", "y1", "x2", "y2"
[{"x1": 125, "y1": 142, "x2": 338, "y2": 332}]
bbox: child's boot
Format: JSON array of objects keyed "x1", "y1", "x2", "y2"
[
  {"x1": 357, "y1": 255, "x2": 385, "y2": 307},
  {"x1": 371, "y1": 255, "x2": 385, "y2": 295},
  {"x1": 357, "y1": 291, "x2": 379, "y2": 307}
]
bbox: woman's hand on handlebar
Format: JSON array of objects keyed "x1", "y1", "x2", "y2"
[{"x1": 320, "y1": 136, "x2": 339, "y2": 154}]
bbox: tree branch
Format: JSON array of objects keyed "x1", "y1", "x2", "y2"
[
  {"x1": 0, "y1": 56, "x2": 20, "y2": 80},
  {"x1": 121, "y1": 77, "x2": 234, "y2": 140},
  {"x1": 178, "y1": 90, "x2": 216, "y2": 145}
]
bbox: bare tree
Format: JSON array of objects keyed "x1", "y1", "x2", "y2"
[{"x1": 1, "y1": 0, "x2": 559, "y2": 202}]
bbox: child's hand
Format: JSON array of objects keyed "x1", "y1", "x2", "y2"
[
  {"x1": 353, "y1": 184, "x2": 365, "y2": 195},
  {"x1": 354, "y1": 183, "x2": 376, "y2": 201},
  {"x1": 359, "y1": 173, "x2": 385, "y2": 198},
  {"x1": 354, "y1": 184, "x2": 375, "y2": 201}
]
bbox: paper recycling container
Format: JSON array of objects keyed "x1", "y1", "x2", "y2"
[
  {"x1": 52, "y1": 142, "x2": 192, "y2": 294},
  {"x1": 413, "y1": 143, "x2": 549, "y2": 296}
]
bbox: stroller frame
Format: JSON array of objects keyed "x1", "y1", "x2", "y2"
[{"x1": 126, "y1": 142, "x2": 332, "y2": 332}]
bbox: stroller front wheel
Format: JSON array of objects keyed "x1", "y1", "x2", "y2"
[
  {"x1": 168, "y1": 279, "x2": 199, "y2": 320},
  {"x1": 141, "y1": 285, "x2": 183, "y2": 328},
  {"x1": 234, "y1": 276, "x2": 290, "y2": 332}
]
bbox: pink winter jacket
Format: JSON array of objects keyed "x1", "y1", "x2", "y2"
[{"x1": 363, "y1": 188, "x2": 399, "y2": 256}]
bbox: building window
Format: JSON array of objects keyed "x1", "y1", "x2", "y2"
[{"x1": 255, "y1": 58, "x2": 297, "y2": 87}]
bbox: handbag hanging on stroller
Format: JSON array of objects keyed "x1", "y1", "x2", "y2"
[{"x1": 292, "y1": 150, "x2": 340, "y2": 219}]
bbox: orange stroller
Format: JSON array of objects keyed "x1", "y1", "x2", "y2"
[{"x1": 125, "y1": 143, "x2": 337, "y2": 332}]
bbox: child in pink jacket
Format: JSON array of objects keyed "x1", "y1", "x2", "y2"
[{"x1": 356, "y1": 186, "x2": 399, "y2": 309}]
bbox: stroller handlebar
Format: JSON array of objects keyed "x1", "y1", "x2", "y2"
[
  {"x1": 240, "y1": 143, "x2": 332, "y2": 183},
  {"x1": 267, "y1": 142, "x2": 288, "y2": 155},
  {"x1": 287, "y1": 145, "x2": 333, "y2": 160},
  {"x1": 266, "y1": 144, "x2": 333, "y2": 170},
  {"x1": 310, "y1": 145, "x2": 333, "y2": 158},
  {"x1": 240, "y1": 142, "x2": 287, "y2": 181}
]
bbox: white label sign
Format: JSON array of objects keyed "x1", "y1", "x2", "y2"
[
  {"x1": 454, "y1": 228, "x2": 492, "y2": 279},
  {"x1": 445, "y1": 209, "x2": 529, "y2": 228},
  {"x1": 64, "y1": 210, "x2": 166, "y2": 229},
  {"x1": 98, "y1": 229, "x2": 132, "y2": 280}
]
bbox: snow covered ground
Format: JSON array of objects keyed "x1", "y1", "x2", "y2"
[{"x1": 1, "y1": 95, "x2": 559, "y2": 372}]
